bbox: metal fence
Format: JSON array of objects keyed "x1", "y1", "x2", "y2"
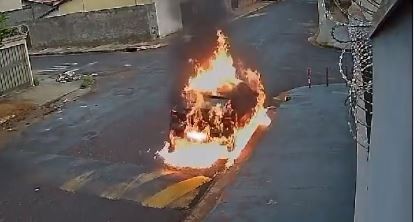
[{"x1": 0, "y1": 35, "x2": 33, "y2": 94}]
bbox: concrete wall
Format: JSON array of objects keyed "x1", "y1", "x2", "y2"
[
  {"x1": 354, "y1": 3, "x2": 412, "y2": 222},
  {"x1": 5, "y1": 3, "x2": 52, "y2": 26},
  {"x1": 0, "y1": 0, "x2": 22, "y2": 12},
  {"x1": 56, "y1": 0, "x2": 153, "y2": 16},
  {"x1": 154, "y1": 0, "x2": 182, "y2": 37},
  {"x1": 27, "y1": 4, "x2": 157, "y2": 49},
  {"x1": 315, "y1": 0, "x2": 350, "y2": 49},
  {"x1": 368, "y1": 6, "x2": 412, "y2": 222}
]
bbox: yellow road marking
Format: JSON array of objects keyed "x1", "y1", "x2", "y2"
[
  {"x1": 100, "y1": 170, "x2": 174, "y2": 200},
  {"x1": 60, "y1": 170, "x2": 95, "y2": 192},
  {"x1": 142, "y1": 176, "x2": 211, "y2": 209}
]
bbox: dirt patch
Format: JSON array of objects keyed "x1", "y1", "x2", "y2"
[{"x1": 0, "y1": 100, "x2": 37, "y2": 129}]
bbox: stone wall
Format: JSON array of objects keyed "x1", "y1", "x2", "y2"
[{"x1": 26, "y1": 4, "x2": 158, "y2": 49}]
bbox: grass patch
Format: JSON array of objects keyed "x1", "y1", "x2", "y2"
[{"x1": 80, "y1": 75, "x2": 95, "y2": 89}]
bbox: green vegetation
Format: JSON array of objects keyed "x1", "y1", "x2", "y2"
[
  {"x1": 80, "y1": 75, "x2": 95, "y2": 89},
  {"x1": 33, "y1": 77, "x2": 40, "y2": 86},
  {"x1": 0, "y1": 13, "x2": 20, "y2": 46}
]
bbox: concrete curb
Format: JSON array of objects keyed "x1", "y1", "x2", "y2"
[{"x1": 29, "y1": 42, "x2": 168, "y2": 56}]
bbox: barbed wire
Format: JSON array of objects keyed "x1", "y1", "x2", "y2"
[{"x1": 331, "y1": 1, "x2": 375, "y2": 152}]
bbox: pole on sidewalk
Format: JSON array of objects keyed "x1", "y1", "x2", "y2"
[
  {"x1": 326, "y1": 67, "x2": 329, "y2": 87},
  {"x1": 307, "y1": 67, "x2": 312, "y2": 88}
]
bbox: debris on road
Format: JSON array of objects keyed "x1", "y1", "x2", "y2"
[
  {"x1": 266, "y1": 199, "x2": 278, "y2": 205},
  {"x1": 284, "y1": 95, "x2": 291, "y2": 101},
  {"x1": 0, "y1": 115, "x2": 16, "y2": 125},
  {"x1": 137, "y1": 43, "x2": 167, "y2": 51},
  {"x1": 34, "y1": 187, "x2": 40, "y2": 192},
  {"x1": 56, "y1": 71, "x2": 98, "y2": 88},
  {"x1": 56, "y1": 70, "x2": 82, "y2": 83},
  {"x1": 125, "y1": 43, "x2": 168, "y2": 52}
]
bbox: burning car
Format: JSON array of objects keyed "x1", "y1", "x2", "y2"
[
  {"x1": 169, "y1": 81, "x2": 259, "y2": 152},
  {"x1": 157, "y1": 30, "x2": 271, "y2": 169},
  {"x1": 169, "y1": 92, "x2": 236, "y2": 152}
]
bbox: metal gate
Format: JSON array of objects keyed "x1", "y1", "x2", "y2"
[{"x1": 0, "y1": 35, "x2": 33, "y2": 94}]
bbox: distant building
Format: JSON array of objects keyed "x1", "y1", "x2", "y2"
[{"x1": 0, "y1": 0, "x2": 23, "y2": 12}]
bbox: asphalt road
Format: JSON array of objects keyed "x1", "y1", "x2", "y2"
[{"x1": 0, "y1": 0, "x2": 349, "y2": 221}]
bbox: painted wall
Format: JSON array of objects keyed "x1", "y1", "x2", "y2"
[
  {"x1": 57, "y1": 0, "x2": 153, "y2": 16},
  {"x1": 154, "y1": 0, "x2": 182, "y2": 37},
  {"x1": 368, "y1": 6, "x2": 412, "y2": 222},
  {"x1": 27, "y1": 4, "x2": 157, "y2": 49},
  {"x1": 0, "y1": 0, "x2": 22, "y2": 12},
  {"x1": 354, "y1": 3, "x2": 413, "y2": 222}
]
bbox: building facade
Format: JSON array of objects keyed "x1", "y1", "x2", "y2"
[{"x1": 0, "y1": 0, "x2": 23, "y2": 12}]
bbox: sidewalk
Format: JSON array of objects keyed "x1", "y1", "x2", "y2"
[
  {"x1": 0, "y1": 73, "x2": 89, "y2": 133},
  {"x1": 29, "y1": 41, "x2": 169, "y2": 56},
  {"x1": 205, "y1": 84, "x2": 356, "y2": 222}
]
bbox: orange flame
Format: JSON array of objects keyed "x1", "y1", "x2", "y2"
[
  {"x1": 186, "y1": 30, "x2": 240, "y2": 93},
  {"x1": 157, "y1": 30, "x2": 271, "y2": 169}
]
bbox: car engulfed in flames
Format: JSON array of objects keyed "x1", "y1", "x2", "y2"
[{"x1": 157, "y1": 30, "x2": 271, "y2": 169}]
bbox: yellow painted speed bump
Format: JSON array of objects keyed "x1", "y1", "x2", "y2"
[
  {"x1": 142, "y1": 176, "x2": 211, "y2": 208},
  {"x1": 100, "y1": 170, "x2": 173, "y2": 200},
  {"x1": 61, "y1": 170, "x2": 95, "y2": 192}
]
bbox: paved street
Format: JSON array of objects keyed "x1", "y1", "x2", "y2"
[
  {"x1": 0, "y1": 0, "x2": 350, "y2": 221},
  {"x1": 206, "y1": 84, "x2": 356, "y2": 222}
]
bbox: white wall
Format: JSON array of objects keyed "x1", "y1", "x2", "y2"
[
  {"x1": 367, "y1": 8, "x2": 412, "y2": 222},
  {"x1": 0, "y1": 0, "x2": 22, "y2": 12},
  {"x1": 154, "y1": 0, "x2": 183, "y2": 37},
  {"x1": 354, "y1": 4, "x2": 412, "y2": 222}
]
